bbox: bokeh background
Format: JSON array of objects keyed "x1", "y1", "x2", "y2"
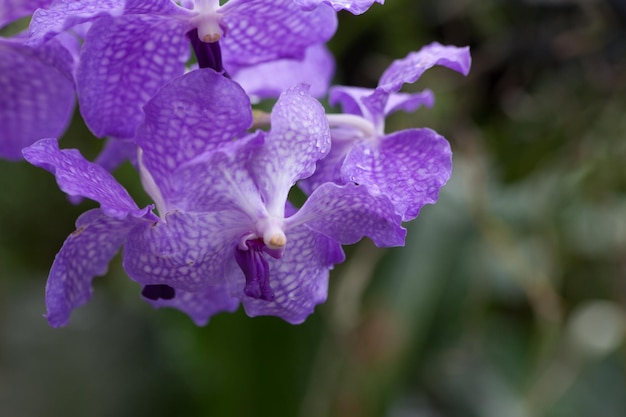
[{"x1": 2, "y1": 0, "x2": 626, "y2": 416}]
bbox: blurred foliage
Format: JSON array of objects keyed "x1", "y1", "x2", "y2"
[{"x1": 2, "y1": 1, "x2": 626, "y2": 416}]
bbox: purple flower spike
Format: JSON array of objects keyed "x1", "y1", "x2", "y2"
[
  {"x1": 293, "y1": 0, "x2": 383, "y2": 15},
  {"x1": 0, "y1": 37, "x2": 75, "y2": 160},
  {"x1": 305, "y1": 43, "x2": 471, "y2": 222}
]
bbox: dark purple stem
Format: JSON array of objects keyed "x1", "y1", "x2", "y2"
[{"x1": 186, "y1": 29, "x2": 230, "y2": 77}]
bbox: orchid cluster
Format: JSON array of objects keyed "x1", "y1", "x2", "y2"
[{"x1": 1, "y1": 0, "x2": 471, "y2": 327}]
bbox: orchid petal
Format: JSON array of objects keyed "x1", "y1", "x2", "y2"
[{"x1": 45, "y1": 209, "x2": 142, "y2": 327}]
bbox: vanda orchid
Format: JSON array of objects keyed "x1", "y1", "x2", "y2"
[
  {"x1": 6, "y1": 0, "x2": 471, "y2": 327},
  {"x1": 23, "y1": 69, "x2": 405, "y2": 327}
]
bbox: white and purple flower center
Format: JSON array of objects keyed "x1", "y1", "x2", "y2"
[{"x1": 190, "y1": 0, "x2": 226, "y2": 43}]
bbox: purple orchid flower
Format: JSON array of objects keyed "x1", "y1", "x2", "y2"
[
  {"x1": 23, "y1": 68, "x2": 404, "y2": 327},
  {"x1": 303, "y1": 42, "x2": 472, "y2": 222},
  {"x1": 0, "y1": 4, "x2": 75, "y2": 161},
  {"x1": 27, "y1": 0, "x2": 338, "y2": 139}
]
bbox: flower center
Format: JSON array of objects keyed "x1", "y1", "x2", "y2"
[
  {"x1": 191, "y1": 0, "x2": 226, "y2": 43},
  {"x1": 234, "y1": 239, "x2": 278, "y2": 301}
]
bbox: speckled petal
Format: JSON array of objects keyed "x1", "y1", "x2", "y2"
[
  {"x1": 251, "y1": 85, "x2": 331, "y2": 215},
  {"x1": 288, "y1": 182, "x2": 406, "y2": 247},
  {"x1": 231, "y1": 44, "x2": 335, "y2": 100},
  {"x1": 0, "y1": 0, "x2": 52, "y2": 28},
  {"x1": 235, "y1": 225, "x2": 345, "y2": 324},
  {"x1": 136, "y1": 68, "x2": 252, "y2": 201},
  {"x1": 76, "y1": 14, "x2": 189, "y2": 138},
  {"x1": 123, "y1": 210, "x2": 246, "y2": 291},
  {"x1": 293, "y1": 0, "x2": 383, "y2": 14},
  {"x1": 172, "y1": 133, "x2": 264, "y2": 214},
  {"x1": 28, "y1": 0, "x2": 125, "y2": 45},
  {"x1": 22, "y1": 139, "x2": 152, "y2": 220},
  {"x1": 0, "y1": 38, "x2": 74, "y2": 160},
  {"x1": 27, "y1": 0, "x2": 188, "y2": 44},
  {"x1": 143, "y1": 284, "x2": 239, "y2": 326},
  {"x1": 45, "y1": 209, "x2": 143, "y2": 327},
  {"x1": 220, "y1": 0, "x2": 337, "y2": 65},
  {"x1": 342, "y1": 128, "x2": 452, "y2": 221}
]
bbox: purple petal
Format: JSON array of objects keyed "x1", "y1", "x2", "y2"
[
  {"x1": 171, "y1": 133, "x2": 265, "y2": 213},
  {"x1": 363, "y1": 43, "x2": 471, "y2": 116},
  {"x1": 342, "y1": 128, "x2": 452, "y2": 221},
  {"x1": 231, "y1": 43, "x2": 335, "y2": 100},
  {"x1": 28, "y1": 0, "x2": 125, "y2": 45},
  {"x1": 235, "y1": 225, "x2": 345, "y2": 324},
  {"x1": 76, "y1": 14, "x2": 189, "y2": 138},
  {"x1": 22, "y1": 139, "x2": 152, "y2": 219},
  {"x1": 123, "y1": 210, "x2": 247, "y2": 291},
  {"x1": 293, "y1": 0, "x2": 383, "y2": 14},
  {"x1": 251, "y1": 85, "x2": 331, "y2": 215},
  {"x1": 136, "y1": 68, "x2": 252, "y2": 200},
  {"x1": 298, "y1": 138, "x2": 353, "y2": 194},
  {"x1": 384, "y1": 90, "x2": 435, "y2": 116},
  {"x1": 45, "y1": 209, "x2": 142, "y2": 327},
  {"x1": 0, "y1": 38, "x2": 75, "y2": 160},
  {"x1": 93, "y1": 138, "x2": 138, "y2": 173},
  {"x1": 27, "y1": 0, "x2": 188, "y2": 44},
  {"x1": 143, "y1": 284, "x2": 239, "y2": 326},
  {"x1": 220, "y1": 0, "x2": 337, "y2": 65},
  {"x1": 378, "y1": 42, "x2": 471, "y2": 93},
  {"x1": 288, "y1": 182, "x2": 406, "y2": 247},
  {"x1": 0, "y1": 0, "x2": 52, "y2": 28},
  {"x1": 328, "y1": 85, "x2": 374, "y2": 117}
]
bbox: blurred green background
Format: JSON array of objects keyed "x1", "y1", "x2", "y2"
[{"x1": 2, "y1": 0, "x2": 626, "y2": 416}]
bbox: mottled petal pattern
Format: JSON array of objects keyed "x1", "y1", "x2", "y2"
[
  {"x1": 76, "y1": 14, "x2": 189, "y2": 138},
  {"x1": 289, "y1": 182, "x2": 406, "y2": 247},
  {"x1": 22, "y1": 139, "x2": 151, "y2": 219},
  {"x1": 143, "y1": 284, "x2": 239, "y2": 326},
  {"x1": 45, "y1": 209, "x2": 142, "y2": 327},
  {"x1": 231, "y1": 44, "x2": 335, "y2": 99},
  {"x1": 136, "y1": 68, "x2": 252, "y2": 200},
  {"x1": 235, "y1": 225, "x2": 345, "y2": 324},
  {"x1": 0, "y1": 39, "x2": 75, "y2": 160},
  {"x1": 293, "y1": 0, "x2": 383, "y2": 14},
  {"x1": 251, "y1": 85, "x2": 331, "y2": 215},
  {"x1": 342, "y1": 128, "x2": 452, "y2": 221},
  {"x1": 220, "y1": 0, "x2": 337, "y2": 65},
  {"x1": 123, "y1": 211, "x2": 244, "y2": 291},
  {"x1": 28, "y1": 0, "x2": 125, "y2": 44},
  {"x1": 172, "y1": 133, "x2": 265, "y2": 214}
]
